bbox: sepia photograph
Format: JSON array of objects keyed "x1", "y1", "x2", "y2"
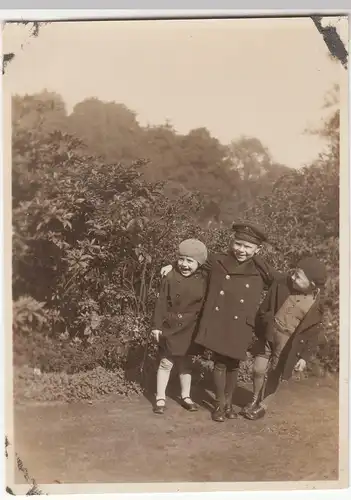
[{"x1": 2, "y1": 14, "x2": 349, "y2": 495}]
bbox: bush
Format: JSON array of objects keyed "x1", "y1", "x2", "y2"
[
  {"x1": 13, "y1": 296, "x2": 48, "y2": 336},
  {"x1": 14, "y1": 365, "x2": 142, "y2": 403},
  {"x1": 12, "y1": 127, "x2": 207, "y2": 341},
  {"x1": 13, "y1": 311, "x2": 151, "y2": 374}
]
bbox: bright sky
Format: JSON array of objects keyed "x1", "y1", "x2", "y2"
[{"x1": 3, "y1": 17, "x2": 347, "y2": 169}]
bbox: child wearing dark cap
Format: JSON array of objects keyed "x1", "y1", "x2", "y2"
[
  {"x1": 151, "y1": 239, "x2": 208, "y2": 415},
  {"x1": 161, "y1": 222, "x2": 277, "y2": 422},
  {"x1": 242, "y1": 255, "x2": 326, "y2": 420}
]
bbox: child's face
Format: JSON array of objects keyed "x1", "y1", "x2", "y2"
[
  {"x1": 290, "y1": 268, "x2": 312, "y2": 292},
  {"x1": 177, "y1": 256, "x2": 199, "y2": 277},
  {"x1": 231, "y1": 238, "x2": 261, "y2": 262}
]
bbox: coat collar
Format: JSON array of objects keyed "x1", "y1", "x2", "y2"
[
  {"x1": 295, "y1": 290, "x2": 321, "y2": 333},
  {"x1": 217, "y1": 253, "x2": 261, "y2": 276}
]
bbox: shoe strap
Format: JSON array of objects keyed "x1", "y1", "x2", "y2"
[{"x1": 182, "y1": 397, "x2": 194, "y2": 404}]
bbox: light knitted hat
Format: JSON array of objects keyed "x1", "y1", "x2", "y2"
[{"x1": 178, "y1": 239, "x2": 208, "y2": 266}]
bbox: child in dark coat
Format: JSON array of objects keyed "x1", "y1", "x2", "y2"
[
  {"x1": 151, "y1": 239, "x2": 208, "y2": 415},
  {"x1": 242, "y1": 256, "x2": 327, "y2": 420},
  {"x1": 161, "y1": 222, "x2": 278, "y2": 422}
]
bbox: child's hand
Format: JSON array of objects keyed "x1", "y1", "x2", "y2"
[
  {"x1": 161, "y1": 265, "x2": 172, "y2": 277},
  {"x1": 294, "y1": 358, "x2": 306, "y2": 372},
  {"x1": 151, "y1": 329, "x2": 162, "y2": 343}
]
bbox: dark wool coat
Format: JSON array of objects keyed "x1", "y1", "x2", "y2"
[
  {"x1": 194, "y1": 252, "x2": 275, "y2": 361},
  {"x1": 152, "y1": 268, "x2": 208, "y2": 357},
  {"x1": 254, "y1": 275, "x2": 324, "y2": 380}
]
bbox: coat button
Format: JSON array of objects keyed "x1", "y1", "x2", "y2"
[
  {"x1": 220, "y1": 290, "x2": 224, "y2": 295},
  {"x1": 226, "y1": 275, "x2": 230, "y2": 280},
  {"x1": 240, "y1": 299, "x2": 244, "y2": 303},
  {"x1": 245, "y1": 284, "x2": 250, "y2": 288},
  {"x1": 177, "y1": 313, "x2": 183, "y2": 318},
  {"x1": 215, "y1": 306, "x2": 220, "y2": 311},
  {"x1": 176, "y1": 294, "x2": 180, "y2": 298},
  {"x1": 178, "y1": 323, "x2": 182, "y2": 327},
  {"x1": 234, "y1": 315, "x2": 238, "y2": 320},
  {"x1": 300, "y1": 340, "x2": 304, "y2": 344}
]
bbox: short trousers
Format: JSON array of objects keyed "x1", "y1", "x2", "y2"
[{"x1": 251, "y1": 327, "x2": 291, "y2": 368}]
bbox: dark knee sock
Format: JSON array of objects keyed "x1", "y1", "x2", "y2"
[
  {"x1": 225, "y1": 369, "x2": 239, "y2": 406},
  {"x1": 253, "y1": 371, "x2": 266, "y2": 400},
  {"x1": 213, "y1": 363, "x2": 226, "y2": 408},
  {"x1": 263, "y1": 367, "x2": 281, "y2": 399},
  {"x1": 252, "y1": 356, "x2": 270, "y2": 401}
]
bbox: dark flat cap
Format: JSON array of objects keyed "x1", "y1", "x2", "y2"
[
  {"x1": 232, "y1": 221, "x2": 268, "y2": 244},
  {"x1": 296, "y1": 256, "x2": 327, "y2": 286}
]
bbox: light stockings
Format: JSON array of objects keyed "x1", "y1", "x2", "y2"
[{"x1": 156, "y1": 356, "x2": 193, "y2": 405}]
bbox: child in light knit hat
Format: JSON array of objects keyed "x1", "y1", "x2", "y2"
[{"x1": 151, "y1": 239, "x2": 208, "y2": 414}]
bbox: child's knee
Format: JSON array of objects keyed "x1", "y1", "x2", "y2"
[
  {"x1": 253, "y1": 356, "x2": 269, "y2": 376},
  {"x1": 159, "y1": 357, "x2": 174, "y2": 371},
  {"x1": 214, "y1": 356, "x2": 239, "y2": 373}
]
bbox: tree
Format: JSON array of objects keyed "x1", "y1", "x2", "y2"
[
  {"x1": 228, "y1": 136, "x2": 272, "y2": 181},
  {"x1": 220, "y1": 136, "x2": 290, "y2": 219},
  {"x1": 68, "y1": 98, "x2": 143, "y2": 163},
  {"x1": 12, "y1": 92, "x2": 70, "y2": 208},
  {"x1": 12, "y1": 91, "x2": 67, "y2": 132}
]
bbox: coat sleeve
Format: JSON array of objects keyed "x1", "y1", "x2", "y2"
[
  {"x1": 297, "y1": 323, "x2": 321, "y2": 362},
  {"x1": 255, "y1": 281, "x2": 279, "y2": 341},
  {"x1": 297, "y1": 305, "x2": 324, "y2": 362},
  {"x1": 201, "y1": 251, "x2": 217, "y2": 273},
  {"x1": 253, "y1": 254, "x2": 286, "y2": 288},
  {"x1": 152, "y1": 277, "x2": 170, "y2": 331}
]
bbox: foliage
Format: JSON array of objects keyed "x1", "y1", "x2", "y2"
[
  {"x1": 13, "y1": 296, "x2": 48, "y2": 336},
  {"x1": 14, "y1": 365, "x2": 142, "y2": 403},
  {"x1": 12, "y1": 122, "x2": 205, "y2": 340},
  {"x1": 13, "y1": 91, "x2": 289, "y2": 223},
  {"x1": 13, "y1": 313, "x2": 150, "y2": 374}
]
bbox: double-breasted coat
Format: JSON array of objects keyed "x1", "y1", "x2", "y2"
[
  {"x1": 194, "y1": 252, "x2": 274, "y2": 360},
  {"x1": 254, "y1": 275, "x2": 324, "y2": 380},
  {"x1": 152, "y1": 268, "x2": 208, "y2": 357}
]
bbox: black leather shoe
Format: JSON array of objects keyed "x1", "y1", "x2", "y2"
[
  {"x1": 153, "y1": 399, "x2": 166, "y2": 414},
  {"x1": 241, "y1": 396, "x2": 260, "y2": 415},
  {"x1": 225, "y1": 404, "x2": 238, "y2": 419},
  {"x1": 212, "y1": 405, "x2": 225, "y2": 422},
  {"x1": 180, "y1": 397, "x2": 199, "y2": 412},
  {"x1": 243, "y1": 404, "x2": 266, "y2": 421}
]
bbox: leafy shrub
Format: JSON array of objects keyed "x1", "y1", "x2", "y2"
[
  {"x1": 12, "y1": 127, "x2": 206, "y2": 339},
  {"x1": 13, "y1": 312, "x2": 151, "y2": 374},
  {"x1": 14, "y1": 365, "x2": 142, "y2": 403},
  {"x1": 13, "y1": 296, "x2": 49, "y2": 335}
]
